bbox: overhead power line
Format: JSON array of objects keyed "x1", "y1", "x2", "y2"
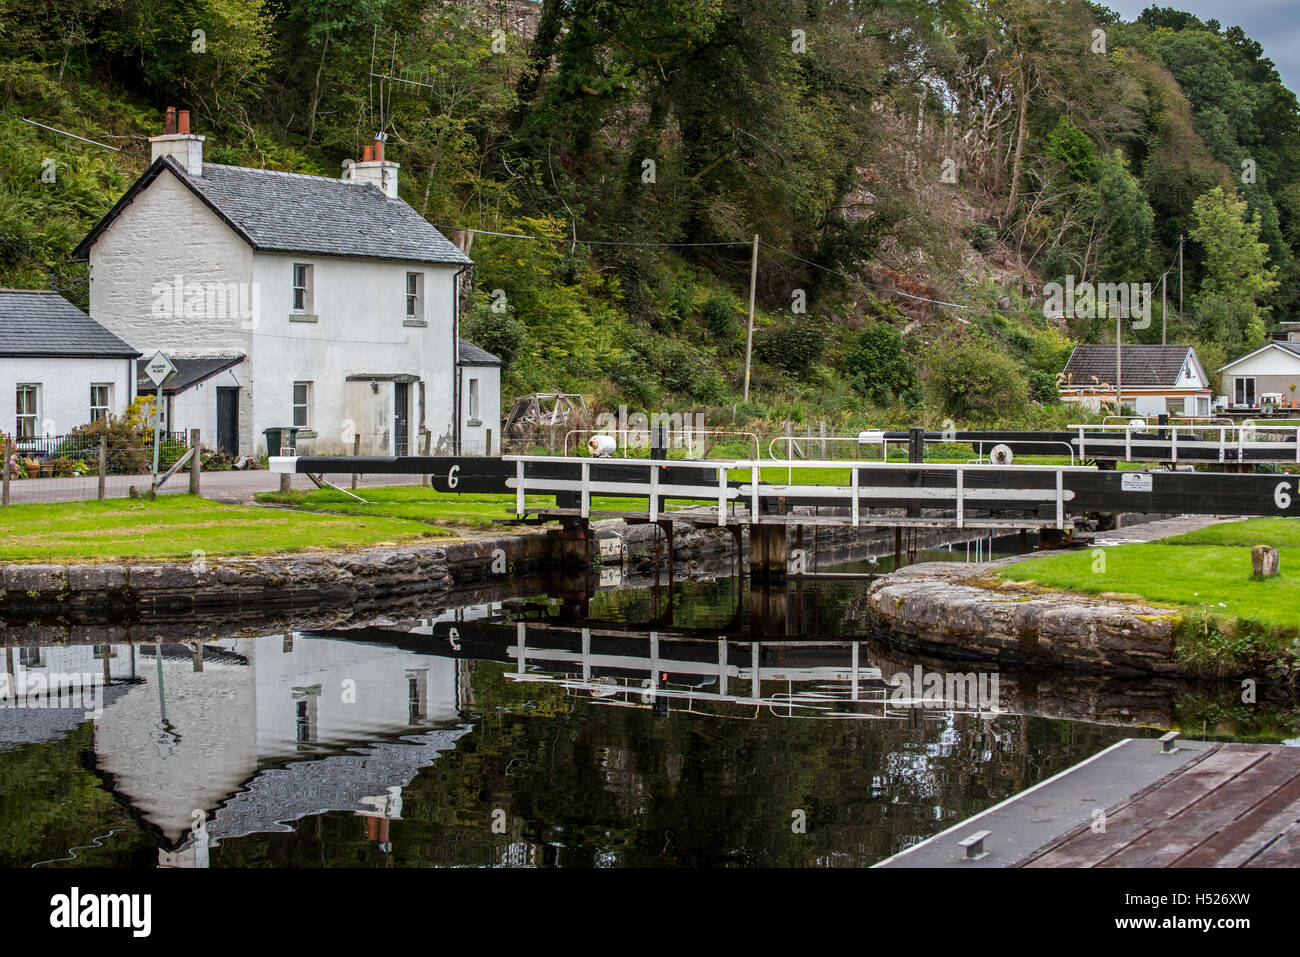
[{"x1": 0, "y1": 111, "x2": 127, "y2": 153}]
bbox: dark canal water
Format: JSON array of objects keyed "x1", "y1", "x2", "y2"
[{"x1": 0, "y1": 560, "x2": 1290, "y2": 868}]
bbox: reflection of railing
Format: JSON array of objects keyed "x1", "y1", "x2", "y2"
[{"x1": 504, "y1": 627, "x2": 1003, "y2": 721}]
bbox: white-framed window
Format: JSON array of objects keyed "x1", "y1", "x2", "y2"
[
  {"x1": 15, "y1": 384, "x2": 38, "y2": 438},
  {"x1": 292, "y1": 381, "x2": 312, "y2": 428},
  {"x1": 468, "y1": 377, "x2": 480, "y2": 418},
  {"x1": 90, "y1": 384, "x2": 112, "y2": 422},
  {"x1": 292, "y1": 263, "x2": 313, "y2": 313},
  {"x1": 406, "y1": 272, "x2": 424, "y2": 320},
  {"x1": 1234, "y1": 377, "x2": 1256, "y2": 407}
]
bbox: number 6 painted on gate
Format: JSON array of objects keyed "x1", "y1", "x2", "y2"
[
  {"x1": 448, "y1": 464, "x2": 460, "y2": 489},
  {"x1": 1275, "y1": 481, "x2": 1292, "y2": 510}
]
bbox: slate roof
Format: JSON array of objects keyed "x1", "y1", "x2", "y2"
[
  {"x1": 136, "y1": 355, "x2": 244, "y2": 395},
  {"x1": 0, "y1": 289, "x2": 139, "y2": 358},
  {"x1": 457, "y1": 338, "x2": 501, "y2": 366},
  {"x1": 1062, "y1": 344, "x2": 1203, "y2": 388},
  {"x1": 73, "y1": 156, "x2": 472, "y2": 266}
]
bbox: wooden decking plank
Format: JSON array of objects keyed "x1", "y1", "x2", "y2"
[
  {"x1": 1243, "y1": 821, "x2": 1300, "y2": 867},
  {"x1": 1024, "y1": 746, "x2": 1264, "y2": 868},
  {"x1": 1173, "y1": 773, "x2": 1300, "y2": 868},
  {"x1": 1104, "y1": 747, "x2": 1300, "y2": 867}
]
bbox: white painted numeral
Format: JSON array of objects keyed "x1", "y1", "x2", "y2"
[
  {"x1": 448, "y1": 464, "x2": 460, "y2": 489},
  {"x1": 1275, "y1": 481, "x2": 1292, "y2": 510}
]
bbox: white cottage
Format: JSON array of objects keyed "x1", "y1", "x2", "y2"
[
  {"x1": 0, "y1": 288, "x2": 138, "y2": 441},
  {"x1": 1219, "y1": 338, "x2": 1300, "y2": 411},
  {"x1": 72, "y1": 107, "x2": 493, "y2": 457},
  {"x1": 458, "y1": 338, "x2": 502, "y2": 455}
]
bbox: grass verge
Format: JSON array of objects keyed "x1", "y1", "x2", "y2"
[
  {"x1": 0, "y1": 495, "x2": 454, "y2": 561},
  {"x1": 999, "y1": 517, "x2": 1300, "y2": 671}
]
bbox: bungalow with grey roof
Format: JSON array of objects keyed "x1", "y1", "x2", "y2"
[
  {"x1": 0, "y1": 288, "x2": 139, "y2": 442},
  {"x1": 1058, "y1": 344, "x2": 1213, "y2": 418}
]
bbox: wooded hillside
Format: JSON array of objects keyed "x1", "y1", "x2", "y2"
[{"x1": 2, "y1": 0, "x2": 1297, "y2": 429}]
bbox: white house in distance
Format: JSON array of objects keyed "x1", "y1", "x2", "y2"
[
  {"x1": 1059, "y1": 344, "x2": 1213, "y2": 417},
  {"x1": 1219, "y1": 333, "x2": 1300, "y2": 411},
  {"x1": 72, "y1": 106, "x2": 502, "y2": 457},
  {"x1": 0, "y1": 288, "x2": 138, "y2": 441},
  {"x1": 458, "y1": 339, "x2": 501, "y2": 455}
]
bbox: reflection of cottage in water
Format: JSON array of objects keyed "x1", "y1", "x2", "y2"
[{"x1": 2, "y1": 617, "x2": 487, "y2": 862}]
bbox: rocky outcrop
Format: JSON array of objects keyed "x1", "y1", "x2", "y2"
[{"x1": 866, "y1": 559, "x2": 1184, "y2": 675}]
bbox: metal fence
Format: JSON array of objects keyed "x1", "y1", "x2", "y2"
[
  {"x1": 2, "y1": 431, "x2": 198, "y2": 506},
  {"x1": 6, "y1": 431, "x2": 190, "y2": 478}
]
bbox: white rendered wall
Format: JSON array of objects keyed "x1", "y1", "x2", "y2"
[
  {"x1": 249, "y1": 252, "x2": 460, "y2": 456},
  {"x1": 459, "y1": 365, "x2": 501, "y2": 455},
  {"x1": 87, "y1": 170, "x2": 254, "y2": 357},
  {"x1": 0, "y1": 356, "x2": 134, "y2": 436}
]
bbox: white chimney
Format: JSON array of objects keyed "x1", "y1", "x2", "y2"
[
  {"x1": 341, "y1": 133, "x2": 399, "y2": 198},
  {"x1": 150, "y1": 107, "x2": 204, "y2": 177}
]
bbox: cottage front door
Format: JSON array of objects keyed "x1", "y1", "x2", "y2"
[
  {"x1": 217, "y1": 387, "x2": 239, "y2": 456},
  {"x1": 394, "y1": 382, "x2": 409, "y2": 456}
]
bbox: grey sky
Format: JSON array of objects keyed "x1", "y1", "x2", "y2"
[{"x1": 1103, "y1": 1, "x2": 1300, "y2": 94}]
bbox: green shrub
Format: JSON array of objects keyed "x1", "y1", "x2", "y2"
[
  {"x1": 1027, "y1": 369, "x2": 1060, "y2": 404},
  {"x1": 754, "y1": 318, "x2": 830, "y2": 378},
  {"x1": 925, "y1": 338, "x2": 1029, "y2": 422},
  {"x1": 843, "y1": 323, "x2": 916, "y2": 404},
  {"x1": 702, "y1": 292, "x2": 737, "y2": 342},
  {"x1": 463, "y1": 302, "x2": 527, "y2": 368}
]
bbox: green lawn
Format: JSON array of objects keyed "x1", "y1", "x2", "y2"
[
  {"x1": 0, "y1": 495, "x2": 453, "y2": 561},
  {"x1": 1000, "y1": 518, "x2": 1300, "y2": 629},
  {"x1": 257, "y1": 482, "x2": 728, "y2": 525}
]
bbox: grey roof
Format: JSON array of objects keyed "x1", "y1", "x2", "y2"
[
  {"x1": 74, "y1": 156, "x2": 471, "y2": 267},
  {"x1": 0, "y1": 289, "x2": 139, "y2": 358},
  {"x1": 136, "y1": 355, "x2": 244, "y2": 395},
  {"x1": 458, "y1": 338, "x2": 501, "y2": 366},
  {"x1": 1062, "y1": 344, "x2": 1200, "y2": 388},
  {"x1": 205, "y1": 724, "x2": 472, "y2": 843}
]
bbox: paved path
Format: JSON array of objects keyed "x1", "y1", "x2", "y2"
[
  {"x1": 1, "y1": 470, "x2": 419, "y2": 505},
  {"x1": 1094, "y1": 514, "x2": 1240, "y2": 545}
]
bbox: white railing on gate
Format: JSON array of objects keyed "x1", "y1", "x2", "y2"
[
  {"x1": 504, "y1": 456, "x2": 1093, "y2": 530},
  {"x1": 1070, "y1": 422, "x2": 1300, "y2": 464}
]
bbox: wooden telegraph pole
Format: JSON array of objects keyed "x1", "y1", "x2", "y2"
[{"x1": 743, "y1": 234, "x2": 759, "y2": 403}]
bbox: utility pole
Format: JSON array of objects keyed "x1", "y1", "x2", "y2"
[
  {"x1": 1161, "y1": 272, "x2": 1167, "y2": 345},
  {"x1": 743, "y1": 234, "x2": 759, "y2": 403},
  {"x1": 1178, "y1": 234, "x2": 1184, "y2": 318},
  {"x1": 1116, "y1": 309, "x2": 1123, "y2": 415}
]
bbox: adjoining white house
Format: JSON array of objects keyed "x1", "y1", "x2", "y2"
[
  {"x1": 1059, "y1": 344, "x2": 1213, "y2": 417},
  {"x1": 458, "y1": 339, "x2": 502, "y2": 455},
  {"x1": 72, "y1": 106, "x2": 499, "y2": 457},
  {"x1": 0, "y1": 288, "x2": 139, "y2": 440},
  {"x1": 1218, "y1": 338, "x2": 1300, "y2": 411}
]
